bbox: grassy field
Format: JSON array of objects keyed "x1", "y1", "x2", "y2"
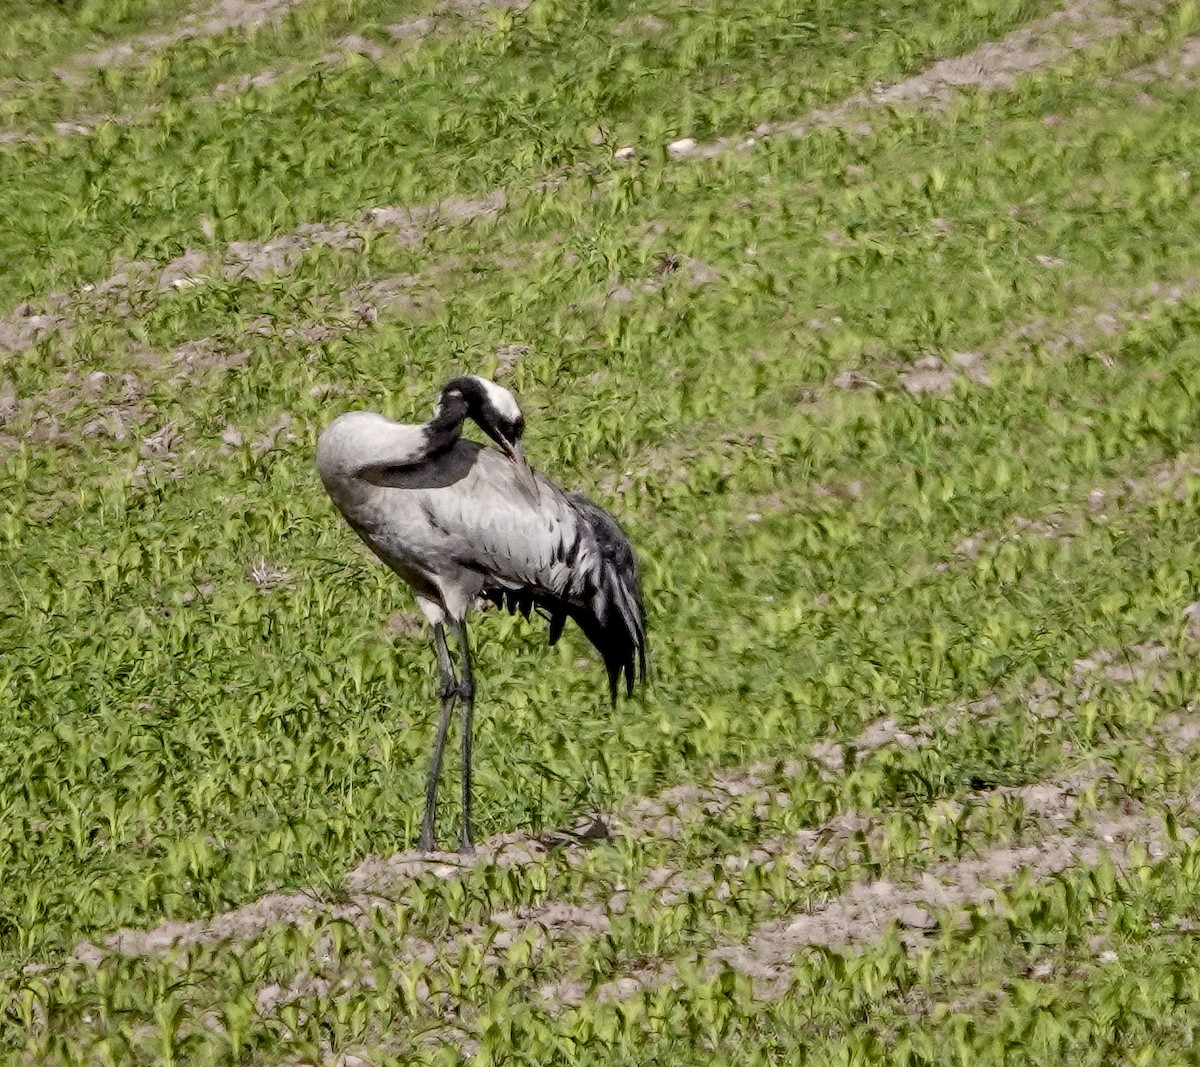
[{"x1": 3, "y1": 0, "x2": 1200, "y2": 1061}]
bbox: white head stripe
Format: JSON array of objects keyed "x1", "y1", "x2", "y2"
[{"x1": 470, "y1": 376, "x2": 522, "y2": 421}]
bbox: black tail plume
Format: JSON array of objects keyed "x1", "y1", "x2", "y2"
[
  {"x1": 562, "y1": 493, "x2": 647, "y2": 703},
  {"x1": 481, "y1": 494, "x2": 647, "y2": 703}
]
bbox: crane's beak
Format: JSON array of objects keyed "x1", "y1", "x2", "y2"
[{"x1": 506, "y1": 441, "x2": 540, "y2": 503}]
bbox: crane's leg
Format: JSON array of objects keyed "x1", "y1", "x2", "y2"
[
  {"x1": 420, "y1": 623, "x2": 458, "y2": 852},
  {"x1": 451, "y1": 618, "x2": 476, "y2": 854}
]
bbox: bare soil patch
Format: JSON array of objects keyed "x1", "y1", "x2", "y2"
[
  {"x1": 947, "y1": 452, "x2": 1200, "y2": 568},
  {"x1": 61, "y1": 633, "x2": 1199, "y2": 1044},
  {"x1": 668, "y1": 0, "x2": 1156, "y2": 160},
  {"x1": 715, "y1": 805, "x2": 1186, "y2": 999},
  {"x1": 2, "y1": 0, "x2": 528, "y2": 146},
  {"x1": 80, "y1": 0, "x2": 310, "y2": 69},
  {"x1": 899, "y1": 353, "x2": 992, "y2": 396},
  {"x1": 6, "y1": 0, "x2": 1178, "y2": 356},
  {"x1": 1124, "y1": 34, "x2": 1200, "y2": 85}
]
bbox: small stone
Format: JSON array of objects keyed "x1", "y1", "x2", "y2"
[
  {"x1": 667, "y1": 137, "x2": 697, "y2": 157},
  {"x1": 613, "y1": 146, "x2": 636, "y2": 161}
]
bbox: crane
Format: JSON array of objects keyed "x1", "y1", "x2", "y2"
[{"x1": 316, "y1": 375, "x2": 646, "y2": 853}]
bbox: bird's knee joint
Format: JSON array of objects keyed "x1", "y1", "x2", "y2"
[{"x1": 438, "y1": 678, "x2": 458, "y2": 701}]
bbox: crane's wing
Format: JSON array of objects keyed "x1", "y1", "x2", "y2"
[{"x1": 423, "y1": 446, "x2": 647, "y2": 701}]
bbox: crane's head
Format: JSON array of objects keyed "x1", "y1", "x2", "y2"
[{"x1": 439, "y1": 376, "x2": 539, "y2": 500}]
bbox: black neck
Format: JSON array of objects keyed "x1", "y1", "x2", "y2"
[{"x1": 424, "y1": 393, "x2": 470, "y2": 456}]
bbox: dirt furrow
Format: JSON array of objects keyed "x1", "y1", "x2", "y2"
[
  {"x1": 51, "y1": 627, "x2": 1195, "y2": 1065},
  {"x1": 78, "y1": 616, "x2": 1193, "y2": 966},
  {"x1": 749, "y1": 817, "x2": 1183, "y2": 983},
  {"x1": 81, "y1": 0, "x2": 526, "y2": 69},
  {"x1": 0, "y1": 0, "x2": 531, "y2": 147},
  {"x1": 663, "y1": 0, "x2": 1154, "y2": 160},
  {"x1": 0, "y1": 190, "x2": 502, "y2": 372},
  {"x1": 0, "y1": 269, "x2": 445, "y2": 456},
  {"x1": 601, "y1": 804, "x2": 1184, "y2": 1004},
  {"x1": 78, "y1": 0, "x2": 308, "y2": 68},
  {"x1": 3, "y1": 0, "x2": 1178, "y2": 356},
  {"x1": 239, "y1": 754, "x2": 1190, "y2": 1052},
  {"x1": 72, "y1": 714, "x2": 917, "y2": 965},
  {"x1": 619, "y1": 256, "x2": 1200, "y2": 506},
  {"x1": 1121, "y1": 32, "x2": 1200, "y2": 85}
]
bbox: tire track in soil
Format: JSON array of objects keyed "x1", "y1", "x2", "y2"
[
  {"x1": 0, "y1": 0, "x2": 1173, "y2": 358},
  {"x1": 667, "y1": 0, "x2": 1162, "y2": 160},
  {"x1": 72, "y1": 627, "x2": 1190, "y2": 959},
  {"x1": 0, "y1": 0, "x2": 531, "y2": 147},
  {"x1": 554, "y1": 789, "x2": 1188, "y2": 1007},
  {"x1": 46, "y1": 626, "x2": 1193, "y2": 1067}
]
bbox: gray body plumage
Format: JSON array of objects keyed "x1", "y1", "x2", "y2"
[
  {"x1": 317, "y1": 412, "x2": 606, "y2": 623},
  {"x1": 317, "y1": 396, "x2": 645, "y2": 697},
  {"x1": 316, "y1": 379, "x2": 646, "y2": 852}
]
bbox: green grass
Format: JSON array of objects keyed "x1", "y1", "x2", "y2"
[
  {"x1": 3, "y1": 0, "x2": 1200, "y2": 1061},
  {"x1": 0, "y1": 0, "x2": 1065, "y2": 301}
]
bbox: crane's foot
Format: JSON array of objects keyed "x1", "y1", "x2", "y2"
[
  {"x1": 458, "y1": 838, "x2": 475, "y2": 856},
  {"x1": 418, "y1": 828, "x2": 437, "y2": 853}
]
